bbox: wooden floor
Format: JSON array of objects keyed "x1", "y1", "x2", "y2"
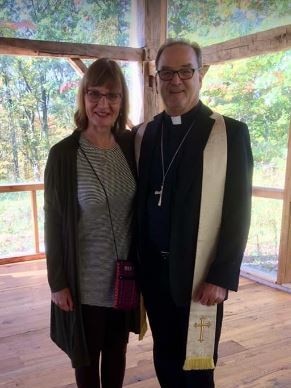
[{"x1": 1, "y1": 261, "x2": 291, "y2": 388}]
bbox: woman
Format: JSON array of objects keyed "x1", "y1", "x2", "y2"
[{"x1": 44, "y1": 58, "x2": 140, "y2": 388}]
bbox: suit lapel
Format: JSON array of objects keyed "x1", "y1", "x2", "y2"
[
  {"x1": 137, "y1": 114, "x2": 163, "y2": 236},
  {"x1": 138, "y1": 114, "x2": 162, "y2": 188}
]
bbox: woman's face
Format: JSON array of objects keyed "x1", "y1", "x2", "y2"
[{"x1": 84, "y1": 83, "x2": 122, "y2": 132}]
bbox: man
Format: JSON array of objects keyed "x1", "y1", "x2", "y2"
[{"x1": 134, "y1": 39, "x2": 253, "y2": 388}]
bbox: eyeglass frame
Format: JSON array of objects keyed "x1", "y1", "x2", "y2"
[
  {"x1": 156, "y1": 67, "x2": 201, "y2": 81},
  {"x1": 85, "y1": 89, "x2": 122, "y2": 104}
]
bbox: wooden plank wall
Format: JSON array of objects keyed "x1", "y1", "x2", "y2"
[{"x1": 1, "y1": 260, "x2": 291, "y2": 388}]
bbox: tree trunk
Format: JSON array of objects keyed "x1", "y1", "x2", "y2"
[{"x1": 3, "y1": 73, "x2": 20, "y2": 181}]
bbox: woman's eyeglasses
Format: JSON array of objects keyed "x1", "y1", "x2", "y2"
[{"x1": 86, "y1": 90, "x2": 122, "y2": 104}]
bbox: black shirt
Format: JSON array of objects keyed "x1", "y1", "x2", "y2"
[{"x1": 146, "y1": 102, "x2": 202, "y2": 252}]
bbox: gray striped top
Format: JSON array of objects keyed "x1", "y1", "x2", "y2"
[{"x1": 77, "y1": 135, "x2": 136, "y2": 307}]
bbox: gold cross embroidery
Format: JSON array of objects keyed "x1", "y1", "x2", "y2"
[{"x1": 194, "y1": 317, "x2": 211, "y2": 342}]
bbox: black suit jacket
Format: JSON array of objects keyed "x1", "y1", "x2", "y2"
[{"x1": 136, "y1": 103, "x2": 253, "y2": 306}]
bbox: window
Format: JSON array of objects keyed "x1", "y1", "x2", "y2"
[
  {"x1": 0, "y1": 0, "x2": 133, "y2": 46},
  {"x1": 168, "y1": 0, "x2": 291, "y2": 45},
  {"x1": 200, "y1": 51, "x2": 291, "y2": 279}
]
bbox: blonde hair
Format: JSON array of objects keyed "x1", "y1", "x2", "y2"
[{"x1": 74, "y1": 58, "x2": 129, "y2": 133}]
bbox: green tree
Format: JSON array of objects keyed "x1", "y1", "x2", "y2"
[
  {"x1": 168, "y1": 0, "x2": 291, "y2": 46},
  {"x1": 0, "y1": 0, "x2": 131, "y2": 183},
  {"x1": 201, "y1": 50, "x2": 291, "y2": 187}
]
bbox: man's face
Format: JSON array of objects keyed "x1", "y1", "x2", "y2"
[{"x1": 156, "y1": 44, "x2": 202, "y2": 116}]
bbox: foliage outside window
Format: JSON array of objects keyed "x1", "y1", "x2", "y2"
[
  {"x1": 0, "y1": 57, "x2": 78, "y2": 183},
  {"x1": 0, "y1": 57, "x2": 140, "y2": 184},
  {"x1": 0, "y1": 0, "x2": 142, "y2": 259},
  {"x1": 168, "y1": 0, "x2": 291, "y2": 280},
  {"x1": 168, "y1": 0, "x2": 291, "y2": 46},
  {"x1": 0, "y1": 0, "x2": 132, "y2": 46},
  {"x1": 1, "y1": 0, "x2": 291, "y2": 265},
  {"x1": 200, "y1": 50, "x2": 291, "y2": 278},
  {"x1": 201, "y1": 50, "x2": 291, "y2": 188}
]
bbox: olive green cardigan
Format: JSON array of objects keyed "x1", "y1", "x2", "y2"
[{"x1": 44, "y1": 129, "x2": 140, "y2": 368}]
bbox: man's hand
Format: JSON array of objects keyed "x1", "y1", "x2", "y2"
[
  {"x1": 193, "y1": 282, "x2": 227, "y2": 306},
  {"x1": 51, "y1": 287, "x2": 74, "y2": 312}
]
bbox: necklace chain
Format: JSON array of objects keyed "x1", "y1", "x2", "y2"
[{"x1": 154, "y1": 119, "x2": 196, "y2": 206}]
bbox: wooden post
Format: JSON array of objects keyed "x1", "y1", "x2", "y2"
[
  {"x1": 31, "y1": 190, "x2": 40, "y2": 254},
  {"x1": 277, "y1": 119, "x2": 291, "y2": 284},
  {"x1": 133, "y1": 0, "x2": 167, "y2": 122}
]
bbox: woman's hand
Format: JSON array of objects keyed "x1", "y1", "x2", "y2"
[{"x1": 51, "y1": 287, "x2": 74, "y2": 311}]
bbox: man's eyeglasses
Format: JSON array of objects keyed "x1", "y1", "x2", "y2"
[
  {"x1": 157, "y1": 68, "x2": 200, "y2": 81},
  {"x1": 86, "y1": 90, "x2": 122, "y2": 104}
]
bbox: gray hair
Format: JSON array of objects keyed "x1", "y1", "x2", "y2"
[{"x1": 155, "y1": 39, "x2": 202, "y2": 69}]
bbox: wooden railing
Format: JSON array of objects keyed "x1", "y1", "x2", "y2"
[
  {"x1": 0, "y1": 183, "x2": 45, "y2": 264},
  {"x1": 0, "y1": 183, "x2": 285, "y2": 265},
  {"x1": 252, "y1": 186, "x2": 283, "y2": 200}
]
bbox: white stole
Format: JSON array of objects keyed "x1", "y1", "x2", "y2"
[{"x1": 183, "y1": 111, "x2": 227, "y2": 370}]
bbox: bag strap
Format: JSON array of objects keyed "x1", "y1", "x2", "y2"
[{"x1": 79, "y1": 144, "x2": 119, "y2": 261}]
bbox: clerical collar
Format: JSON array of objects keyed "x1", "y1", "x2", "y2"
[
  {"x1": 166, "y1": 101, "x2": 202, "y2": 126},
  {"x1": 171, "y1": 116, "x2": 182, "y2": 125}
]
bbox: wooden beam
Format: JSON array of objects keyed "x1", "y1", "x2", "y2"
[
  {"x1": 0, "y1": 25, "x2": 290, "y2": 66},
  {"x1": 140, "y1": 0, "x2": 167, "y2": 122},
  {"x1": 68, "y1": 58, "x2": 87, "y2": 75},
  {"x1": 202, "y1": 25, "x2": 291, "y2": 65},
  {"x1": 0, "y1": 37, "x2": 144, "y2": 62},
  {"x1": 277, "y1": 119, "x2": 291, "y2": 284}
]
